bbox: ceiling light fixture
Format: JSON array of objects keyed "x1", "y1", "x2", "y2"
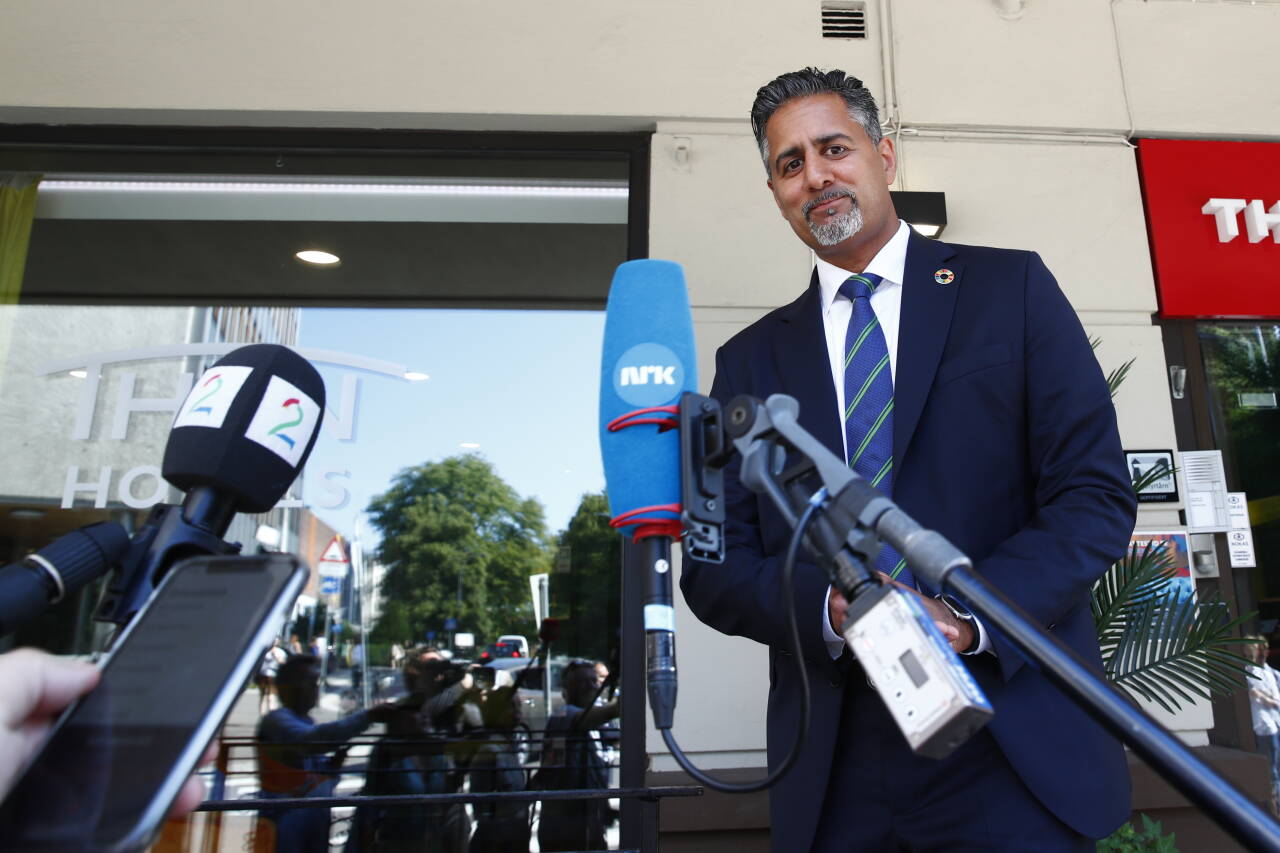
[
  {"x1": 403, "y1": 371, "x2": 430, "y2": 382},
  {"x1": 460, "y1": 442, "x2": 481, "y2": 449},
  {"x1": 295, "y1": 250, "x2": 341, "y2": 265},
  {"x1": 69, "y1": 369, "x2": 87, "y2": 379}
]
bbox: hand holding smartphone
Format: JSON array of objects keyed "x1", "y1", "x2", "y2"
[{"x1": 0, "y1": 554, "x2": 307, "y2": 852}]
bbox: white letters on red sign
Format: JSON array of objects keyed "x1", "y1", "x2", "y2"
[{"x1": 1202, "y1": 197, "x2": 1280, "y2": 243}]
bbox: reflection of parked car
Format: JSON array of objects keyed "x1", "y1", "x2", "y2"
[
  {"x1": 477, "y1": 641, "x2": 523, "y2": 662},
  {"x1": 497, "y1": 634, "x2": 529, "y2": 658},
  {"x1": 486, "y1": 656, "x2": 568, "y2": 738}
]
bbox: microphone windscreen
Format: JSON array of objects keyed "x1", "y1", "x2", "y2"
[
  {"x1": 163, "y1": 344, "x2": 325, "y2": 514},
  {"x1": 599, "y1": 260, "x2": 697, "y2": 534}
]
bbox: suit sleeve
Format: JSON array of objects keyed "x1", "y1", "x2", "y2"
[
  {"x1": 679, "y1": 347, "x2": 846, "y2": 679},
  {"x1": 974, "y1": 252, "x2": 1137, "y2": 681}
]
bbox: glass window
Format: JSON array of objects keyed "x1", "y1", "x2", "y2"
[
  {"x1": 0, "y1": 137, "x2": 639, "y2": 849},
  {"x1": 1198, "y1": 322, "x2": 1280, "y2": 619}
]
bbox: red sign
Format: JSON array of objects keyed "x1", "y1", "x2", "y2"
[{"x1": 1137, "y1": 139, "x2": 1280, "y2": 318}]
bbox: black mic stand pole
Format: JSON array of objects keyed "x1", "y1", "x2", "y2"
[{"x1": 696, "y1": 391, "x2": 1280, "y2": 853}]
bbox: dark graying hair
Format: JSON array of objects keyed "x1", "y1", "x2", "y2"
[{"x1": 751, "y1": 67, "x2": 883, "y2": 176}]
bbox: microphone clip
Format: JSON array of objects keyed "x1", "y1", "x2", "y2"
[
  {"x1": 677, "y1": 393, "x2": 730, "y2": 563},
  {"x1": 95, "y1": 500, "x2": 241, "y2": 628}
]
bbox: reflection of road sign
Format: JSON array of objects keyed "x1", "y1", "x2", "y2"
[
  {"x1": 530, "y1": 573, "x2": 549, "y2": 628},
  {"x1": 320, "y1": 576, "x2": 341, "y2": 595},
  {"x1": 318, "y1": 536, "x2": 351, "y2": 578},
  {"x1": 444, "y1": 617, "x2": 458, "y2": 631},
  {"x1": 426, "y1": 630, "x2": 437, "y2": 641},
  {"x1": 454, "y1": 632, "x2": 475, "y2": 648}
]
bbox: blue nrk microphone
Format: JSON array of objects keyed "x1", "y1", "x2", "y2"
[
  {"x1": 599, "y1": 259, "x2": 698, "y2": 541},
  {"x1": 598, "y1": 258, "x2": 697, "y2": 731}
]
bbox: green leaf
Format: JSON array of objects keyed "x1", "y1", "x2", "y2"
[{"x1": 1094, "y1": 541, "x2": 1257, "y2": 713}]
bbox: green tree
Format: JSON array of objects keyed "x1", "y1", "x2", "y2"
[
  {"x1": 551, "y1": 491, "x2": 622, "y2": 663},
  {"x1": 367, "y1": 455, "x2": 550, "y2": 647}
]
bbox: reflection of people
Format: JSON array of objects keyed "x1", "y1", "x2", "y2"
[
  {"x1": 257, "y1": 639, "x2": 288, "y2": 716},
  {"x1": 464, "y1": 685, "x2": 531, "y2": 853},
  {"x1": 681, "y1": 67, "x2": 1136, "y2": 851},
  {"x1": 351, "y1": 656, "x2": 475, "y2": 853},
  {"x1": 0, "y1": 647, "x2": 212, "y2": 815},
  {"x1": 1246, "y1": 636, "x2": 1280, "y2": 814},
  {"x1": 256, "y1": 654, "x2": 395, "y2": 852},
  {"x1": 536, "y1": 661, "x2": 619, "y2": 852}
]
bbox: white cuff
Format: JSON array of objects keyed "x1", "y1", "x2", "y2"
[
  {"x1": 822, "y1": 585, "x2": 845, "y2": 659},
  {"x1": 964, "y1": 614, "x2": 993, "y2": 656}
]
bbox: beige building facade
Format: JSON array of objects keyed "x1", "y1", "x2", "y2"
[{"x1": 3, "y1": 0, "x2": 1279, "y2": 848}]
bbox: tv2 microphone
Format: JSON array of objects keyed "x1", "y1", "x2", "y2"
[
  {"x1": 0, "y1": 522, "x2": 130, "y2": 637},
  {"x1": 599, "y1": 259, "x2": 697, "y2": 730},
  {"x1": 96, "y1": 344, "x2": 326, "y2": 627}
]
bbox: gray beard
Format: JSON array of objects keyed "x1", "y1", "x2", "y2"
[{"x1": 806, "y1": 199, "x2": 863, "y2": 246}]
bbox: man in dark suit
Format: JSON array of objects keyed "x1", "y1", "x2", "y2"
[{"x1": 680, "y1": 67, "x2": 1136, "y2": 851}]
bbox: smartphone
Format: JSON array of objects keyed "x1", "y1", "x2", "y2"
[{"x1": 0, "y1": 553, "x2": 307, "y2": 852}]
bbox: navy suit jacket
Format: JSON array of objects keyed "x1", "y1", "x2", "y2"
[{"x1": 680, "y1": 230, "x2": 1136, "y2": 848}]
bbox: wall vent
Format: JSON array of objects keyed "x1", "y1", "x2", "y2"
[{"x1": 822, "y1": 1, "x2": 868, "y2": 39}]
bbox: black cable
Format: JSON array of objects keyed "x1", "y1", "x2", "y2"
[{"x1": 659, "y1": 494, "x2": 823, "y2": 793}]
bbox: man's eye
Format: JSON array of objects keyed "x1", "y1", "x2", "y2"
[
  {"x1": 827, "y1": 146, "x2": 847, "y2": 156},
  {"x1": 783, "y1": 159, "x2": 802, "y2": 173}
]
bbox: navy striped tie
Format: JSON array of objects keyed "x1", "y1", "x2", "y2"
[{"x1": 839, "y1": 273, "x2": 912, "y2": 587}]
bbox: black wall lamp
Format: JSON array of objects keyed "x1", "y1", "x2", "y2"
[{"x1": 891, "y1": 191, "x2": 947, "y2": 238}]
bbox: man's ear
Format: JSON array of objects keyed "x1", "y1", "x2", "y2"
[{"x1": 878, "y1": 136, "x2": 897, "y2": 186}]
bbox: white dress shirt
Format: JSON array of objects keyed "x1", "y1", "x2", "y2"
[{"x1": 816, "y1": 221, "x2": 991, "y2": 658}]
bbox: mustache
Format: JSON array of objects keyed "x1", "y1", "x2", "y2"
[{"x1": 802, "y1": 189, "x2": 856, "y2": 219}]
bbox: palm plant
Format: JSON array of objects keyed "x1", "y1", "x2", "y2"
[
  {"x1": 1090, "y1": 337, "x2": 1258, "y2": 712},
  {"x1": 1093, "y1": 539, "x2": 1255, "y2": 713}
]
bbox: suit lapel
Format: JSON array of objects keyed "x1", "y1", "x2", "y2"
[
  {"x1": 894, "y1": 231, "x2": 961, "y2": 466},
  {"x1": 775, "y1": 270, "x2": 843, "y2": 458}
]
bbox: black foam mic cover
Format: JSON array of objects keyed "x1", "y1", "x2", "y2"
[{"x1": 162, "y1": 344, "x2": 325, "y2": 514}]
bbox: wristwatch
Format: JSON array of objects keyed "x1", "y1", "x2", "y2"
[{"x1": 935, "y1": 593, "x2": 979, "y2": 654}]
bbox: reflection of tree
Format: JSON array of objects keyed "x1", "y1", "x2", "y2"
[
  {"x1": 1200, "y1": 325, "x2": 1280, "y2": 500},
  {"x1": 366, "y1": 455, "x2": 550, "y2": 646},
  {"x1": 551, "y1": 492, "x2": 621, "y2": 664}
]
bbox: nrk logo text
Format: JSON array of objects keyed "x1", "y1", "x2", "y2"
[{"x1": 619, "y1": 365, "x2": 676, "y2": 386}]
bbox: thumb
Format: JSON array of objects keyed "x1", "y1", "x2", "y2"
[{"x1": 0, "y1": 649, "x2": 100, "y2": 726}]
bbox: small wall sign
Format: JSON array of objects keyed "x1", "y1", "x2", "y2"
[{"x1": 1125, "y1": 449, "x2": 1179, "y2": 503}]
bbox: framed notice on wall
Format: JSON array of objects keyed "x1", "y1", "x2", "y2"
[{"x1": 1125, "y1": 450, "x2": 1178, "y2": 503}]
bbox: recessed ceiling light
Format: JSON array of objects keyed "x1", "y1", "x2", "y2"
[
  {"x1": 8, "y1": 509, "x2": 45, "y2": 520},
  {"x1": 295, "y1": 250, "x2": 341, "y2": 265},
  {"x1": 460, "y1": 442, "x2": 481, "y2": 449},
  {"x1": 69, "y1": 369, "x2": 87, "y2": 379},
  {"x1": 404, "y1": 371, "x2": 430, "y2": 382}
]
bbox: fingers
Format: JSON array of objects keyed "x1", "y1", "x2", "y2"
[
  {"x1": 167, "y1": 775, "x2": 207, "y2": 819},
  {"x1": 0, "y1": 648, "x2": 99, "y2": 727}
]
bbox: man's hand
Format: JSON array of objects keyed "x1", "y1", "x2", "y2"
[
  {"x1": 828, "y1": 588, "x2": 851, "y2": 638},
  {"x1": 0, "y1": 648, "x2": 215, "y2": 817},
  {"x1": 828, "y1": 574, "x2": 975, "y2": 655}
]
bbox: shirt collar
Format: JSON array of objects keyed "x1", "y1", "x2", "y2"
[{"x1": 816, "y1": 219, "x2": 910, "y2": 311}]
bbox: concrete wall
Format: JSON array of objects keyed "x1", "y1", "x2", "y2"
[{"x1": 5, "y1": 0, "x2": 1277, "y2": 783}]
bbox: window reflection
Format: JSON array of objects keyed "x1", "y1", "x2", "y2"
[{"x1": 0, "y1": 302, "x2": 623, "y2": 850}]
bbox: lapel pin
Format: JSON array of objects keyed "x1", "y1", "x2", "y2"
[{"x1": 934, "y1": 268, "x2": 955, "y2": 285}]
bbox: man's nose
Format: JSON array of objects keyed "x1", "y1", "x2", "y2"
[{"x1": 803, "y1": 156, "x2": 833, "y2": 189}]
